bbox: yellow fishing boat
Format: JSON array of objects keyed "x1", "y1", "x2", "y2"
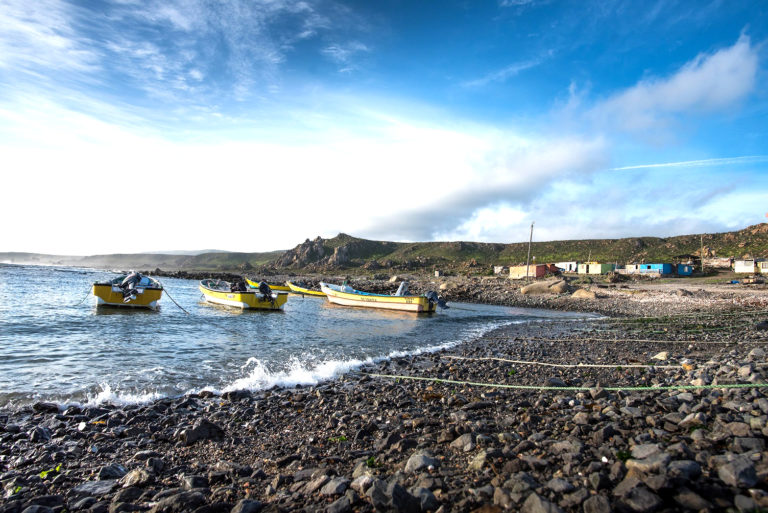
[
  {"x1": 286, "y1": 281, "x2": 326, "y2": 297},
  {"x1": 200, "y1": 279, "x2": 287, "y2": 310},
  {"x1": 245, "y1": 277, "x2": 290, "y2": 292},
  {"x1": 319, "y1": 281, "x2": 447, "y2": 313},
  {"x1": 92, "y1": 272, "x2": 163, "y2": 309}
]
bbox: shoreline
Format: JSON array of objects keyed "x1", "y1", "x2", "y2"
[{"x1": 1, "y1": 284, "x2": 767, "y2": 512}]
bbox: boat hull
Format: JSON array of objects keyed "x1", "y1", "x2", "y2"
[
  {"x1": 286, "y1": 281, "x2": 326, "y2": 297},
  {"x1": 92, "y1": 284, "x2": 162, "y2": 309},
  {"x1": 199, "y1": 284, "x2": 287, "y2": 310},
  {"x1": 245, "y1": 278, "x2": 290, "y2": 292},
  {"x1": 320, "y1": 283, "x2": 436, "y2": 313}
]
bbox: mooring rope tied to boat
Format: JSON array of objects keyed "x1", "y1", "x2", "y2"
[
  {"x1": 74, "y1": 285, "x2": 93, "y2": 306},
  {"x1": 156, "y1": 280, "x2": 190, "y2": 315},
  {"x1": 357, "y1": 371, "x2": 768, "y2": 392},
  {"x1": 443, "y1": 355, "x2": 681, "y2": 369}
]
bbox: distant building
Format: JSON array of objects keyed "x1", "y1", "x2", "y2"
[
  {"x1": 624, "y1": 263, "x2": 674, "y2": 275},
  {"x1": 577, "y1": 262, "x2": 616, "y2": 275},
  {"x1": 493, "y1": 266, "x2": 509, "y2": 275},
  {"x1": 758, "y1": 261, "x2": 768, "y2": 274},
  {"x1": 509, "y1": 264, "x2": 557, "y2": 279},
  {"x1": 676, "y1": 264, "x2": 694, "y2": 276},
  {"x1": 554, "y1": 261, "x2": 579, "y2": 272},
  {"x1": 734, "y1": 259, "x2": 766, "y2": 273}
]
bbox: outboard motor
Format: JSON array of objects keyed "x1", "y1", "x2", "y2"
[
  {"x1": 425, "y1": 290, "x2": 448, "y2": 309},
  {"x1": 120, "y1": 271, "x2": 142, "y2": 302},
  {"x1": 258, "y1": 282, "x2": 274, "y2": 303}
]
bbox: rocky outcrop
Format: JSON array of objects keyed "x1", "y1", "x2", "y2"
[{"x1": 275, "y1": 237, "x2": 326, "y2": 268}]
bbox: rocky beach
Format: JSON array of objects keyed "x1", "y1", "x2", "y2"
[{"x1": 2, "y1": 277, "x2": 767, "y2": 513}]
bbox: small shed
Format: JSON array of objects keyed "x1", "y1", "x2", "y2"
[
  {"x1": 510, "y1": 264, "x2": 549, "y2": 280},
  {"x1": 554, "y1": 261, "x2": 579, "y2": 272},
  {"x1": 676, "y1": 264, "x2": 694, "y2": 276},
  {"x1": 493, "y1": 266, "x2": 509, "y2": 275},
  {"x1": 577, "y1": 262, "x2": 616, "y2": 275},
  {"x1": 758, "y1": 261, "x2": 768, "y2": 274},
  {"x1": 734, "y1": 259, "x2": 760, "y2": 273},
  {"x1": 625, "y1": 263, "x2": 674, "y2": 275}
]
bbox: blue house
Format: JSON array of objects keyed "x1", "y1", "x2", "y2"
[
  {"x1": 676, "y1": 264, "x2": 694, "y2": 276},
  {"x1": 626, "y1": 263, "x2": 674, "y2": 275}
]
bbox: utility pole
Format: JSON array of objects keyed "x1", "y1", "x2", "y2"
[
  {"x1": 525, "y1": 221, "x2": 534, "y2": 281},
  {"x1": 700, "y1": 234, "x2": 705, "y2": 273}
]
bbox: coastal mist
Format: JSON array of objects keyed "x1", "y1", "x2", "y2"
[{"x1": 0, "y1": 264, "x2": 591, "y2": 408}]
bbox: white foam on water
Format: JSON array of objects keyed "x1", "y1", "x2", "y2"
[
  {"x1": 217, "y1": 318, "x2": 519, "y2": 393},
  {"x1": 82, "y1": 383, "x2": 163, "y2": 407}
]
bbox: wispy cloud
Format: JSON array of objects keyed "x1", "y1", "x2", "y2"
[
  {"x1": 590, "y1": 34, "x2": 758, "y2": 133},
  {"x1": 612, "y1": 155, "x2": 768, "y2": 171},
  {"x1": 462, "y1": 56, "x2": 549, "y2": 88},
  {"x1": 321, "y1": 41, "x2": 370, "y2": 72}
]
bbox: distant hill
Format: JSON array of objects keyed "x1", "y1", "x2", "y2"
[
  {"x1": 2, "y1": 223, "x2": 767, "y2": 274},
  {"x1": 272, "y1": 224, "x2": 768, "y2": 273},
  {"x1": 0, "y1": 250, "x2": 285, "y2": 272}
]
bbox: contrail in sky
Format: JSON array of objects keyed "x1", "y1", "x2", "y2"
[{"x1": 611, "y1": 155, "x2": 768, "y2": 171}]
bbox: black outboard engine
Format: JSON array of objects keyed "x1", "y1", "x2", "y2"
[
  {"x1": 258, "y1": 282, "x2": 274, "y2": 303},
  {"x1": 120, "y1": 271, "x2": 142, "y2": 302},
  {"x1": 425, "y1": 290, "x2": 448, "y2": 309}
]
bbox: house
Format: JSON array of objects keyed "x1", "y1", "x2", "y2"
[
  {"x1": 624, "y1": 263, "x2": 674, "y2": 275},
  {"x1": 676, "y1": 264, "x2": 694, "y2": 276},
  {"x1": 735, "y1": 259, "x2": 766, "y2": 273},
  {"x1": 577, "y1": 262, "x2": 616, "y2": 275},
  {"x1": 509, "y1": 264, "x2": 557, "y2": 280},
  {"x1": 758, "y1": 261, "x2": 768, "y2": 274},
  {"x1": 554, "y1": 261, "x2": 579, "y2": 272}
]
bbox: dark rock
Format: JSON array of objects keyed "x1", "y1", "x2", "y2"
[
  {"x1": 325, "y1": 496, "x2": 351, "y2": 513},
  {"x1": 98, "y1": 464, "x2": 127, "y2": 480},
  {"x1": 148, "y1": 491, "x2": 205, "y2": 513},
  {"x1": 387, "y1": 482, "x2": 420, "y2": 513},
  {"x1": 180, "y1": 419, "x2": 225, "y2": 445},
  {"x1": 673, "y1": 488, "x2": 711, "y2": 510},
  {"x1": 619, "y1": 487, "x2": 662, "y2": 513},
  {"x1": 583, "y1": 495, "x2": 611, "y2": 513},
  {"x1": 410, "y1": 487, "x2": 438, "y2": 512},
  {"x1": 521, "y1": 492, "x2": 564, "y2": 513},
  {"x1": 72, "y1": 480, "x2": 118, "y2": 497},
  {"x1": 717, "y1": 457, "x2": 758, "y2": 488},
  {"x1": 182, "y1": 475, "x2": 209, "y2": 490},
  {"x1": 230, "y1": 499, "x2": 263, "y2": 513}
]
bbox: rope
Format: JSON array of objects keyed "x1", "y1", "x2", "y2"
[
  {"x1": 444, "y1": 355, "x2": 681, "y2": 369},
  {"x1": 157, "y1": 281, "x2": 190, "y2": 315},
  {"x1": 359, "y1": 371, "x2": 768, "y2": 392},
  {"x1": 74, "y1": 285, "x2": 92, "y2": 306},
  {"x1": 508, "y1": 336, "x2": 767, "y2": 345}
]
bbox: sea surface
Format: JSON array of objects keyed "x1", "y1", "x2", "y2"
[{"x1": 0, "y1": 264, "x2": 594, "y2": 408}]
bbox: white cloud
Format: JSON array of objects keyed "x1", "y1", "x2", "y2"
[
  {"x1": 591, "y1": 34, "x2": 758, "y2": 133},
  {"x1": 0, "y1": 0, "x2": 99, "y2": 74},
  {"x1": 462, "y1": 56, "x2": 549, "y2": 88}
]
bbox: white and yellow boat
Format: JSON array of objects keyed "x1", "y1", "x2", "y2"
[
  {"x1": 92, "y1": 273, "x2": 163, "y2": 309},
  {"x1": 245, "y1": 277, "x2": 290, "y2": 293},
  {"x1": 319, "y1": 282, "x2": 446, "y2": 313},
  {"x1": 286, "y1": 281, "x2": 326, "y2": 297},
  {"x1": 200, "y1": 279, "x2": 288, "y2": 310}
]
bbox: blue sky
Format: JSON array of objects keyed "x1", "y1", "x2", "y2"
[{"x1": 1, "y1": 0, "x2": 766, "y2": 255}]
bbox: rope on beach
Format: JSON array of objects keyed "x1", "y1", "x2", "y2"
[
  {"x1": 443, "y1": 355, "x2": 681, "y2": 369},
  {"x1": 509, "y1": 336, "x2": 768, "y2": 345},
  {"x1": 358, "y1": 371, "x2": 768, "y2": 392}
]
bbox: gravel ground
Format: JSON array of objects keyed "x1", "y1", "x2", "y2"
[{"x1": 2, "y1": 276, "x2": 767, "y2": 513}]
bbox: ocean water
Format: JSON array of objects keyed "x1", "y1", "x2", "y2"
[{"x1": 0, "y1": 264, "x2": 592, "y2": 408}]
